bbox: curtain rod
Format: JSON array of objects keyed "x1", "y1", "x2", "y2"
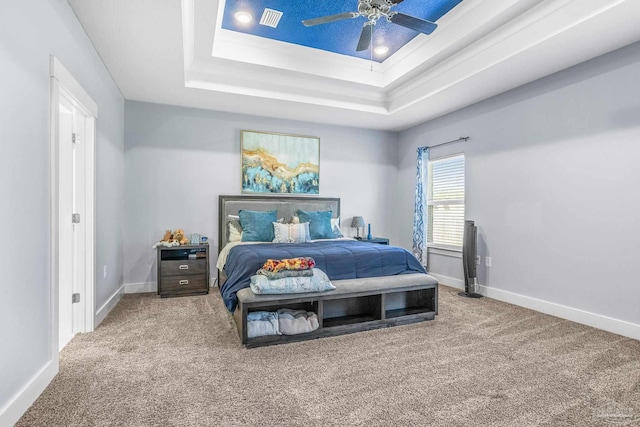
[{"x1": 426, "y1": 136, "x2": 470, "y2": 149}]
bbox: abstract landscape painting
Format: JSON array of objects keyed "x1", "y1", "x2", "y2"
[{"x1": 241, "y1": 131, "x2": 320, "y2": 194}]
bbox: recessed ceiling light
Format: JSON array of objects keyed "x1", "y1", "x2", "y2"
[
  {"x1": 374, "y1": 45, "x2": 389, "y2": 56},
  {"x1": 234, "y1": 11, "x2": 253, "y2": 24}
]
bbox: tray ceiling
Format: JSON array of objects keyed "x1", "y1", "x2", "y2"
[
  {"x1": 67, "y1": 0, "x2": 640, "y2": 131},
  {"x1": 220, "y1": 0, "x2": 463, "y2": 61}
]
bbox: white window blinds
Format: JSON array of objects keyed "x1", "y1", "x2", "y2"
[{"x1": 427, "y1": 154, "x2": 465, "y2": 248}]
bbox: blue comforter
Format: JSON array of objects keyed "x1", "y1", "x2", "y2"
[{"x1": 221, "y1": 240, "x2": 426, "y2": 311}]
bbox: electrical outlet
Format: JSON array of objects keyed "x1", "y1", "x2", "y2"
[
  {"x1": 476, "y1": 255, "x2": 481, "y2": 265},
  {"x1": 103, "y1": 265, "x2": 107, "y2": 278},
  {"x1": 485, "y1": 257, "x2": 492, "y2": 267}
]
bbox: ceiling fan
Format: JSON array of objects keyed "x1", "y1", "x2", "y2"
[{"x1": 302, "y1": 0, "x2": 438, "y2": 52}]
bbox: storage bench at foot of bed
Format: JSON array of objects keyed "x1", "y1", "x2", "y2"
[{"x1": 234, "y1": 273, "x2": 438, "y2": 348}]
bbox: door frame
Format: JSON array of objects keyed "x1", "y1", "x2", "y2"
[{"x1": 49, "y1": 56, "x2": 97, "y2": 358}]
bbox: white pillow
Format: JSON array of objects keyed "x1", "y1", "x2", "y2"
[
  {"x1": 273, "y1": 222, "x2": 311, "y2": 243},
  {"x1": 331, "y1": 217, "x2": 343, "y2": 238},
  {"x1": 227, "y1": 216, "x2": 243, "y2": 242}
]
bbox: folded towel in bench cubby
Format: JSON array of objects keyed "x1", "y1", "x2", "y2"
[
  {"x1": 246, "y1": 311, "x2": 280, "y2": 338},
  {"x1": 246, "y1": 309, "x2": 319, "y2": 338},
  {"x1": 277, "y1": 309, "x2": 319, "y2": 335}
]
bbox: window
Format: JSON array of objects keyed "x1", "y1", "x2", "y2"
[{"x1": 427, "y1": 154, "x2": 465, "y2": 249}]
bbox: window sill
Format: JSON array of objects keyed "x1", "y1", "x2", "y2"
[{"x1": 427, "y1": 245, "x2": 462, "y2": 258}]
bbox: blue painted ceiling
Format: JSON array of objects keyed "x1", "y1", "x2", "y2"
[{"x1": 221, "y1": 0, "x2": 463, "y2": 62}]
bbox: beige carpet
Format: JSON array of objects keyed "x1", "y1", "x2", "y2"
[{"x1": 17, "y1": 286, "x2": 640, "y2": 427}]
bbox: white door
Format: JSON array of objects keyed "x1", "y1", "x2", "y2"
[
  {"x1": 72, "y1": 102, "x2": 86, "y2": 341},
  {"x1": 50, "y1": 56, "x2": 97, "y2": 358},
  {"x1": 58, "y1": 92, "x2": 87, "y2": 351}
]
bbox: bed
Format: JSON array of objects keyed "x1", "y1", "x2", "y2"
[{"x1": 217, "y1": 195, "x2": 438, "y2": 346}]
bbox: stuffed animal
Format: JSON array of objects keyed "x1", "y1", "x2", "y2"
[
  {"x1": 173, "y1": 228, "x2": 190, "y2": 245},
  {"x1": 161, "y1": 229, "x2": 173, "y2": 242},
  {"x1": 152, "y1": 229, "x2": 179, "y2": 249}
]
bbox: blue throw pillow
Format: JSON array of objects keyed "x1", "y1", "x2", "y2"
[
  {"x1": 239, "y1": 209, "x2": 277, "y2": 242},
  {"x1": 297, "y1": 209, "x2": 334, "y2": 240}
]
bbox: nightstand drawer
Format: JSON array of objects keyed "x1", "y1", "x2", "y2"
[
  {"x1": 160, "y1": 260, "x2": 206, "y2": 277},
  {"x1": 160, "y1": 275, "x2": 208, "y2": 293}
]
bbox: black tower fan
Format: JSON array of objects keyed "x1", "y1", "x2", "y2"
[{"x1": 459, "y1": 220, "x2": 483, "y2": 298}]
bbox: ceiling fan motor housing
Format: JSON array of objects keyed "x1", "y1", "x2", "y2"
[{"x1": 358, "y1": 0, "x2": 395, "y2": 24}]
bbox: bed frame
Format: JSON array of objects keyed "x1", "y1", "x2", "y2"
[
  {"x1": 218, "y1": 195, "x2": 340, "y2": 287},
  {"x1": 217, "y1": 195, "x2": 438, "y2": 347}
]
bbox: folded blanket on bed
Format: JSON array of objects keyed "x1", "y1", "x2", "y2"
[
  {"x1": 246, "y1": 311, "x2": 281, "y2": 338},
  {"x1": 277, "y1": 309, "x2": 319, "y2": 335},
  {"x1": 250, "y1": 268, "x2": 336, "y2": 294},
  {"x1": 261, "y1": 257, "x2": 316, "y2": 273}
]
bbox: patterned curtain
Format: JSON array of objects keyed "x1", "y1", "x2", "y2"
[{"x1": 412, "y1": 147, "x2": 429, "y2": 266}]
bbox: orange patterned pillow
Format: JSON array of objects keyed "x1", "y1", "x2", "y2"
[{"x1": 261, "y1": 257, "x2": 316, "y2": 273}]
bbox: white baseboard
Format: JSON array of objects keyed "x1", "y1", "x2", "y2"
[
  {"x1": 430, "y1": 273, "x2": 639, "y2": 340},
  {"x1": 477, "y1": 284, "x2": 640, "y2": 341},
  {"x1": 95, "y1": 284, "x2": 124, "y2": 327},
  {"x1": 429, "y1": 273, "x2": 464, "y2": 290},
  {"x1": 124, "y1": 282, "x2": 156, "y2": 294},
  {"x1": 0, "y1": 359, "x2": 58, "y2": 427}
]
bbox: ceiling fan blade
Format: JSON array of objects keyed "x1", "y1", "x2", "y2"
[
  {"x1": 356, "y1": 24, "x2": 373, "y2": 52},
  {"x1": 302, "y1": 12, "x2": 357, "y2": 27},
  {"x1": 390, "y1": 13, "x2": 437, "y2": 35},
  {"x1": 391, "y1": 0, "x2": 404, "y2": 3}
]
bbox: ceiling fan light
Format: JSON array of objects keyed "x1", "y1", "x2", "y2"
[
  {"x1": 374, "y1": 45, "x2": 389, "y2": 55},
  {"x1": 234, "y1": 11, "x2": 253, "y2": 24}
]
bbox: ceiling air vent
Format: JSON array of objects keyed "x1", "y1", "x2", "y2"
[{"x1": 259, "y1": 8, "x2": 283, "y2": 28}]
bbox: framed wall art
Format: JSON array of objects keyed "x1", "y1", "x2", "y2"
[{"x1": 241, "y1": 130, "x2": 320, "y2": 195}]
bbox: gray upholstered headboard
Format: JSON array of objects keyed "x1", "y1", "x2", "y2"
[{"x1": 218, "y1": 195, "x2": 340, "y2": 252}]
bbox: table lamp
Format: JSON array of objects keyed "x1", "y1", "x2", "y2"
[{"x1": 351, "y1": 216, "x2": 365, "y2": 240}]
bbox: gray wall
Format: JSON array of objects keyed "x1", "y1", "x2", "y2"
[
  {"x1": 397, "y1": 42, "x2": 640, "y2": 325},
  {"x1": 124, "y1": 101, "x2": 398, "y2": 288},
  {"x1": 0, "y1": 0, "x2": 124, "y2": 417}
]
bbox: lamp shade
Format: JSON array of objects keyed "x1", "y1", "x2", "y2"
[{"x1": 351, "y1": 216, "x2": 365, "y2": 228}]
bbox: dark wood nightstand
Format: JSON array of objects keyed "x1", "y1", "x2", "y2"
[
  {"x1": 362, "y1": 237, "x2": 389, "y2": 245},
  {"x1": 157, "y1": 244, "x2": 209, "y2": 297}
]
